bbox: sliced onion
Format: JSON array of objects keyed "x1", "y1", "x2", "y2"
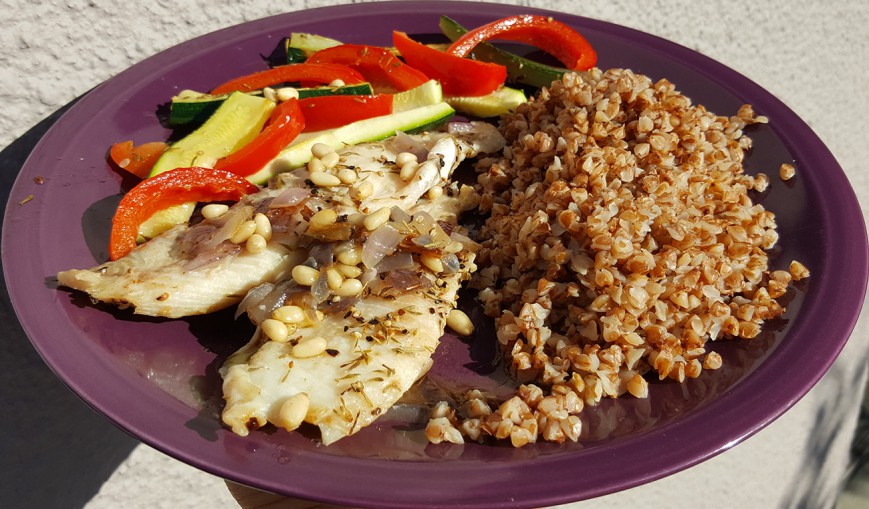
[
  {"x1": 359, "y1": 266, "x2": 378, "y2": 286},
  {"x1": 319, "y1": 295, "x2": 359, "y2": 314},
  {"x1": 384, "y1": 269, "x2": 431, "y2": 292},
  {"x1": 236, "y1": 283, "x2": 276, "y2": 320},
  {"x1": 386, "y1": 131, "x2": 429, "y2": 162},
  {"x1": 362, "y1": 223, "x2": 403, "y2": 268},
  {"x1": 441, "y1": 253, "x2": 461, "y2": 273},
  {"x1": 310, "y1": 270, "x2": 329, "y2": 304},
  {"x1": 411, "y1": 234, "x2": 434, "y2": 248},
  {"x1": 308, "y1": 243, "x2": 334, "y2": 268},
  {"x1": 269, "y1": 187, "x2": 310, "y2": 208},
  {"x1": 411, "y1": 210, "x2": 435, "y2": 231},
  {"x1": 375, "y1": 252, "x2": 414, "y2": 273},
  {"x1": 390, "y1": 206, "x2": 412, "y2": 225}
]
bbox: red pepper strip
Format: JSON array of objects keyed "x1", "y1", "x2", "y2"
[
  {"x1": 210, "y1": 63, "x2": 366, "y2": 95},
  {"x1": 298, "y1": 94, "x2": 393, "y2": 132},
  {"x1": 213, "y1": 98, "x2": 305, "y2": 176},
  {"x1": 108, "y1": 140, "x2": 168, "y2": 179},
  {"x1": 392, "y1": 31, "x2": 506, "y2": 97},
  {"x1": 447, "y1": 14, "x2": 597, "y2": 71},
  {"x1": 307, "y1": 44, "x2": 429, "y2": 92},
  {"x1": 109, "y1": 167, "x2": 259, "y2": 260}
]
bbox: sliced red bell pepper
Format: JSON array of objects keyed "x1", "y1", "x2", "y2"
[
  {"x1": 109, "y1": 167, "x2": 259, "y2": 260},
  {"x1": 298, "y1": 94, "x2": 393, "y2": 132},
  {"x1": 306, "y1": 44, "x2": 429, "y2": 92},
  {"x1": 392, "y1": 31, "x2": 506, "y2": 97},
  {"x1": 447, "y1": 14, "x2": 597, "y2": 71},
  {"x1": 108, "y1": 140, "x2": 168, "y2": 179},
  {"x1": 214, "y1": 98, "x2": 305, "y2": 176},
  {"x1": 210, "y1": 63, "x2": 366, "y2": 95}
]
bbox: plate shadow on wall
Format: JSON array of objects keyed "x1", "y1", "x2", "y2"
[{"x1": 0, "y1": 103, "x2": 140, "y2": 509}]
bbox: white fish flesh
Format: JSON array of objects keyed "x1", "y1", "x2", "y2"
[
  {"x1": 57, "y1": 122, "x2": 506, "y2": 445},
  {"x1": 56, "y1": 122, "x2": 504, "y2": 320},
  {"x1": 56, "y1": 190, "x2": 298, "y2": 318},
  {"x1": 221, "y1": 123, "x2": 506, "y2": 443},
  {"x1": 222, "y1": 233, "x2": 477, "y2": 444}
]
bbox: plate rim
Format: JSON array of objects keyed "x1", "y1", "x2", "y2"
[{"x1": 3, "y1": 1, "x2": 867, "y2": 507}]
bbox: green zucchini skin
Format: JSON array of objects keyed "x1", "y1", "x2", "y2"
[
  {"x1": 168, "y1": 83, "x2": 374, "y2": 127},
  {"x1": 267, "y1": 33, "x2": 344, "y2": 65},
  {"x1": 438, "y1": 16, "x2": 567, "y2": 89},
  {"x1": 141, "y1": 92, "x2": 275, "y2": 237},
  {"x1": 445, "y1": 86, "x2": 527, "y2": 118},
  {"x1": 247, "y1": 101, "x2": 455, "y2": 185}
]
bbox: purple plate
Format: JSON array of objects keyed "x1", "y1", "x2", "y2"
[{"x1": 3, "y1": 2, "x2": 867, "y2": 508}]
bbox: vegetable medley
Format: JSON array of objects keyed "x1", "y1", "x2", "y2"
[{"x1": 106, "y1": 15, "x2": 597, "y2": 260}]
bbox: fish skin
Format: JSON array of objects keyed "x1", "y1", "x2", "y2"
[{"x1": 56, "y1": 189, "x2": 300, "y2": 319}]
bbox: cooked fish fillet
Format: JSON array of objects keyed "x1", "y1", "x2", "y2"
[
  {"x1": 56, "y1": 122, "x2": 504, "y2": 320},
  {"x1": 222, "y1": 243, "x2": 475, "y2": 444},
  {"x1": 221, "y1": 122, "x2": 505, "y2": 443},
  {"x1": 56, "y1": 190, "x2": 299, "y2": 318}
]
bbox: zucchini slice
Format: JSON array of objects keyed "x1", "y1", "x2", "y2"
[
  {"x1": 284, "y1": 33, "x2": 343, "y2": 63},
  {"x1": 168, "y1": 83, "x2": 374, "y2": 127},
  {"x1": 247, "y1": 101, "x2": 455, "y2": 185},
  {"x1": 446, "y1": 86, "x2": 527, "y2": 118},
  {"x1": 140, "y1": 92, "x2": 274, "y2": 238}
]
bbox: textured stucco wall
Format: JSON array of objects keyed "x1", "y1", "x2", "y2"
[{"x1": 2, "y1": 1, "x2": 868, "y2": 508}]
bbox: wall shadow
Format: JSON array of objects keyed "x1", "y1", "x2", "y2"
[{"x1": 0, "y1": 103, "x2": 140, "y2": 508}]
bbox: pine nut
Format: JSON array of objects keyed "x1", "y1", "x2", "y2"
[
  {"x1": 262, "y1": 87, "x2": 277, "y2": 102},
  {"x1": 427, "y1": 186, "x2": 443, "y2": 201},
  {"x1": 273, "y1": 305, "x2": 305, "y2": 324},
  {"x1": 293, "y1": 336, "x2": 327, "y2": 358},
  {"x1": 363, "y1": 207, "x2": 391, "y2": 231},
  {"x1": 346, "y1": 213, "x2": 366, "y2": 227},
  {"x1": 309, "y1": 208, "x2": 338, "y2": 229},
  {"x1": 278, "y1": 393, "x2": 309, "y2": 432},
  {"x1": 262, "y1": 318, "x2": 289, "y2": 342},
  {"x1": 246, "y1": 233, "x2": 267, "y2": 254},
  {"x1": 446, "y1": 309, "x2": 474, "y2": 336},
  {"x1": 399, "y1": 162, "x2": 418, "y2": 181},
  {"x1": 292, "y1": 265, "x2": 320, "y2": 286},
  {"x1": 336, "y1": 246, "x2": 362, "y2": 266},
  {"x1": 276, "y1": 87, "x2": 299, "y2": 102},
  {"x1": 253, "y1": 213, "x2": 272, "y2": 240},
  {"x1": 230, "y1": 220, "x2": 257, "y2": 244},
  {"x1": 310, "y1": 171, "x2": 341, "y2": 187},
  {"x1": 334, "y1": 278, "x2": 363, "y2": 297},
  {"x1": 421, "y1": 253, "x2": 444, "y2": 273},
  {"x1": 337, "y1": 168, "x2": 357, "y2": 184},
  {"x1": 201, "y1": 203, "x2": 229, "y2": 220},
  {"x1": 329, "y1": 79, "x2": 346, "y2": 87},
  {"x1": 320, "y1": 151, "x2": 340, "y2": 169},
  {"x1": 395, "y1": 152, "x2": 418, "y2": 167},
  {"x1": 311, "y1": 143, "x2": 334, "y2": 159},
  {"x1": 326, "y1": 268, "x2": 344, "y2": 290},
  {"x1": 351, "y1": 181, "x2": 373, "y2": 200},
  {"x1": 307, "y1": 157, "x2": 326, "y2": 174},
  {"x1": 335, "y1": 262, "x2": 363, "y2": 278}
]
